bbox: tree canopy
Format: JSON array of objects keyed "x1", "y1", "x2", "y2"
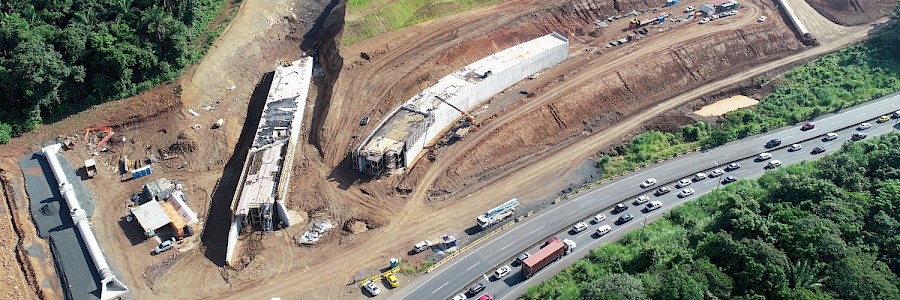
[
  {"x1": 0, "y1": 0, "x2": 227, "y2": 142},
  {"x1": 526, "y1": 134, "x2": 900, "y2": 300}
]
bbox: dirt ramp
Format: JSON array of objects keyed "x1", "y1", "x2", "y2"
[{"x1": 431, "y1": 22, "x2": 803, "y2": 199}]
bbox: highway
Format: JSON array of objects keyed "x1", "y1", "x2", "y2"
[{"x1": 393, "y1": 92, "x2": 900, "y2": 300}]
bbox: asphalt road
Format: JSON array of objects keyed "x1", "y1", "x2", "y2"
[{"x1": 394, "y1": 92, "x2": 900, "y2": 300}]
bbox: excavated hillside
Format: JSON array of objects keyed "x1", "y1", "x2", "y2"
[
  {"x1": 429, "y1": 20, "x2": 803, "y2": 198},
  {"x1": 313, "y1": 0, "x2": 668, "y2": 169},
  {"x1": 806, "y1": 0, "x2": 895, "y2": 25}
]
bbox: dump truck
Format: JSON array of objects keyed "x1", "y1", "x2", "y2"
[
  {"x1": 522, "y1": 237, "x2": 576, "y2": 278},
  {"x1": 476, "y1": 198, "x2": 519, "y2": 230},
  {"x1": 84, "y1": 159, "x2": 97, "y2": 178}
]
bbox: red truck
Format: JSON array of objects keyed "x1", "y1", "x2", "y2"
[{"x1": 522, "y1": 237, "x2": 576, "y2": 278}]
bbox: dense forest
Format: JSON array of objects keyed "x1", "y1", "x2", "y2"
[
  {"x1": 0, "y1": 0, "x2": 229, "y2": 143},
  {"x1": 526, "y1": 133, "x2": 900, "y2": 299}
]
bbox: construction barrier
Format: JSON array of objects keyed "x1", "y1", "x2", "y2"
[
  {"x1": 516, "y1": 216, "x2": 525, "y2": 222},
  {"x1": 600, "y1": 179, "x2": 607, "y2": 184},
  {"x1": 644, "y1": 163, "x2": 651, "y2": 168},
  {"x1": 553, "y1": 198, "x2": 561, "y2": 204},
  {"x1": 577, "y1": 187, "x2": 585, "y2": 192},
  {"x1": 622, "y1": 171, "x2": 628, "y2": 176},
  {"x1": 527, "y1": 211, "x2": 534, "y2": 217},
  {"x1": 657, "y1": 159, "x2": 664, "y2": 163},
  {"x1": 633, "y1": 167, "x2": 640, "y2": 172},
  {"x1": 359, "y1": 266, "x2": 400, "y2": 287}
]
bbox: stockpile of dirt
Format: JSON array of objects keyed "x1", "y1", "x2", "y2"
[
  {"x1": 430, "y1": 21, "x2": 803, "y2": 198},
  {"x1": 806, "y1": 0, "x2": 895, "y2": 25}
]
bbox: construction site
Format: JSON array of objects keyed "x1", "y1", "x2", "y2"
[{"x1": 0, "y1": 0, "x2": 893, "y2": 299}]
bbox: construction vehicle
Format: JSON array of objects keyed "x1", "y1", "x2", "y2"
[
  {"x1": 522, "y1": 237, "x2": 576, "y2": 278},
  {"x1": 628, "y1": 15, "x2": 666, "y2": 29},
  {"x1": 83, "y1": 126, "x2": 114, "y2": 148},
  {"x1": 84, "y1": 159, "x2": 97, "y2": 178},
  {"x1": 476, "y1": 198, "x2": 519, "y2": 230}
]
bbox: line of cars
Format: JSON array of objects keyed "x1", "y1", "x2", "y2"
[
  {"x1": 698, "y1": 9, "x2": 737, "y2": 24},
  {"x1": 448, "y1": 110, "x2": 900, "y2": 300}
]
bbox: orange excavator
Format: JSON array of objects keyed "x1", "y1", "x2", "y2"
[{"x1": 83, "y1": 126, "x2": 115, "y2": 148}]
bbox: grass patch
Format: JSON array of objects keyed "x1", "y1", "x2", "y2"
[{"x1": 343, "y1": 0, "x2": 499, "y2": 45}]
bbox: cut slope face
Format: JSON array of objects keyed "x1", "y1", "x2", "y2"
[
  {"x1": 428, "y1": 20, "x2": 803, "y2": 199},
  {"x1": 806, "y1": 0, "x2": 895, "y2": 25}
]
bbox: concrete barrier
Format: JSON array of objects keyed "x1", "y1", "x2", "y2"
[{"x1": 359, "y1": 266, "x2": 400, "y2": 286}]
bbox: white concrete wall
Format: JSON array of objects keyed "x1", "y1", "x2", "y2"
[{"x1": 410, "y1": 33, "x2": 569, "y2": 168}]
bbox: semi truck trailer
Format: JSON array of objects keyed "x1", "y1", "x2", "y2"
[{"x1": 522, "y1": 237, "x2": 576, "y2": 278}]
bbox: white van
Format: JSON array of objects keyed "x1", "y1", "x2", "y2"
[
  {"x1": 823, "y1": 132, "x2": 838, "y2": 141},
  {"x1": 757, "y1": 152, "x2": 772, "y2": 160},
  {"x1": 596, "y1": 225, "x2": 612, "y2": 236}
]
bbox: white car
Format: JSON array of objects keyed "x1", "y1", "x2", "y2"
[
  {"x1": 364, "y1": 281, "x2": 381, "y2": 296},
  {"x1": 646, "y1": 201, "x2": 663, "y2": 211},
  {"x1": 679, "y1": 188, "x2": 695, "y2": 198},
  {"x1": 767, "y1": 160, "x2": 783, "y2": 169},
  {"x1": 596, "y1": 225, "x2": 612, "y2": 236},
  {"x1": 152, "y1": 238, "x2": 175, "y2": 255},
  {"x1": 452, "y1": 294, "x2": 467, "y2": 300},
  {"x1": 414, "y1": 240, "x2": 433, "y2": 253},
  {"x1": 858, "y1": 122, "x2": 872, "y2": 130},
  {"x1": 640, "y1": 178, "x2": 657, "y2": 188},
  {"x1": 727, "y1": 10, "x2": 737, "y2": 16},
  {"x1": 693, "y1": 172, "x2": 708, "y2": 181},
  {"x1": 757, "y1": 152, "x2": 772, "y2": 160},
  {"x1": 634, "y1": 195, "x2": 650, "y2": 205},
  {"x1": 593, "y1": 213, "x2": 606, "y2": 223},
  {"x1": 823, "y1": 132, "x2": 838, "y2": 141},
  {"x1": 685, "y1": 5, "x2": 695, "y2": 12},
  {"x1": 709, "y1": 169, "x2": 725, "y2": 178},
  {"x1": 572, "y1": 222, "x2": 588, "y2": 233},
  {"x1": 494, "y1": 265, "x2": 512, "y2": 279},
  {"x1": 710, "y1": 14, "x2": 719, "y2": 20},
  {"x1": 676, "y1": 178, "x2": 692, "y2": 188},
  {"x1": 757, "y1": 16, "x2": 768, "y2": 22},
  {"x1": 699, "y1": 17, "x2": 710, "y2": 24},
  {"x1": 789, "y1": 144, "x2": 802, "y2": 151}
]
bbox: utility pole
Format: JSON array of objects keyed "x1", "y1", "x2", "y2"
[{"x1": 638, "y1": 216, "x2": 648, "y2": 250}]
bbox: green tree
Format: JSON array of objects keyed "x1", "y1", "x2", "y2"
[
  {"x1": 0, "y1": 122, "x2": 11, "y2": 144},
  {"x1": 787, "y1": 260, "x2": 829, "y2": 291},
  {"x1": 656, "y1": 268, "x2": 704, "y2": 300},
  {"x1": 582, "y1": 273, "x2": 648, "y2": 300},
  {"x1": 827, "y1": 251, "x2": 900, "y2": 300}
]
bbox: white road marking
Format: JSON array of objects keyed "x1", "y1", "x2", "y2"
[
  {"x1": 735, "y1": 169, "x2": 748, "y2": 174},
  {"x1": 530, "y1": 227, "x2": 542, "y2": 234},
  {"x1": 880, "y1": 105, "x2": 889, "y2": 110},
  {"x1": 576, "y1": 232, "x2": 588, "y2": 240},
  {"x1": 434, "y1": 282, "x2": 449, "y2": 293},
  {"x1": 661, "y1": 171, "x2": 673, "y2": 176},
  {"x1": 833, "y1": 120, "x2": 843, "y2": 124},
  {"x1": 568, "y1": 210, "x2": 577, "y2": 215},
  {"x1": 466, "y1": 262, "x2": 480, "y2": 271},
  {"x1": 855, "y1": 113, "x2": 866, "y2": 117},
  {"x1": 600, "y1": 195, "x2": 612, "y2": 200},
  {"x1": 783, "y1": 135, "x2": 793, "y2": 139},
  {"x1": 499, "y1": 243, "x2": 515, "y2": 251}
]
